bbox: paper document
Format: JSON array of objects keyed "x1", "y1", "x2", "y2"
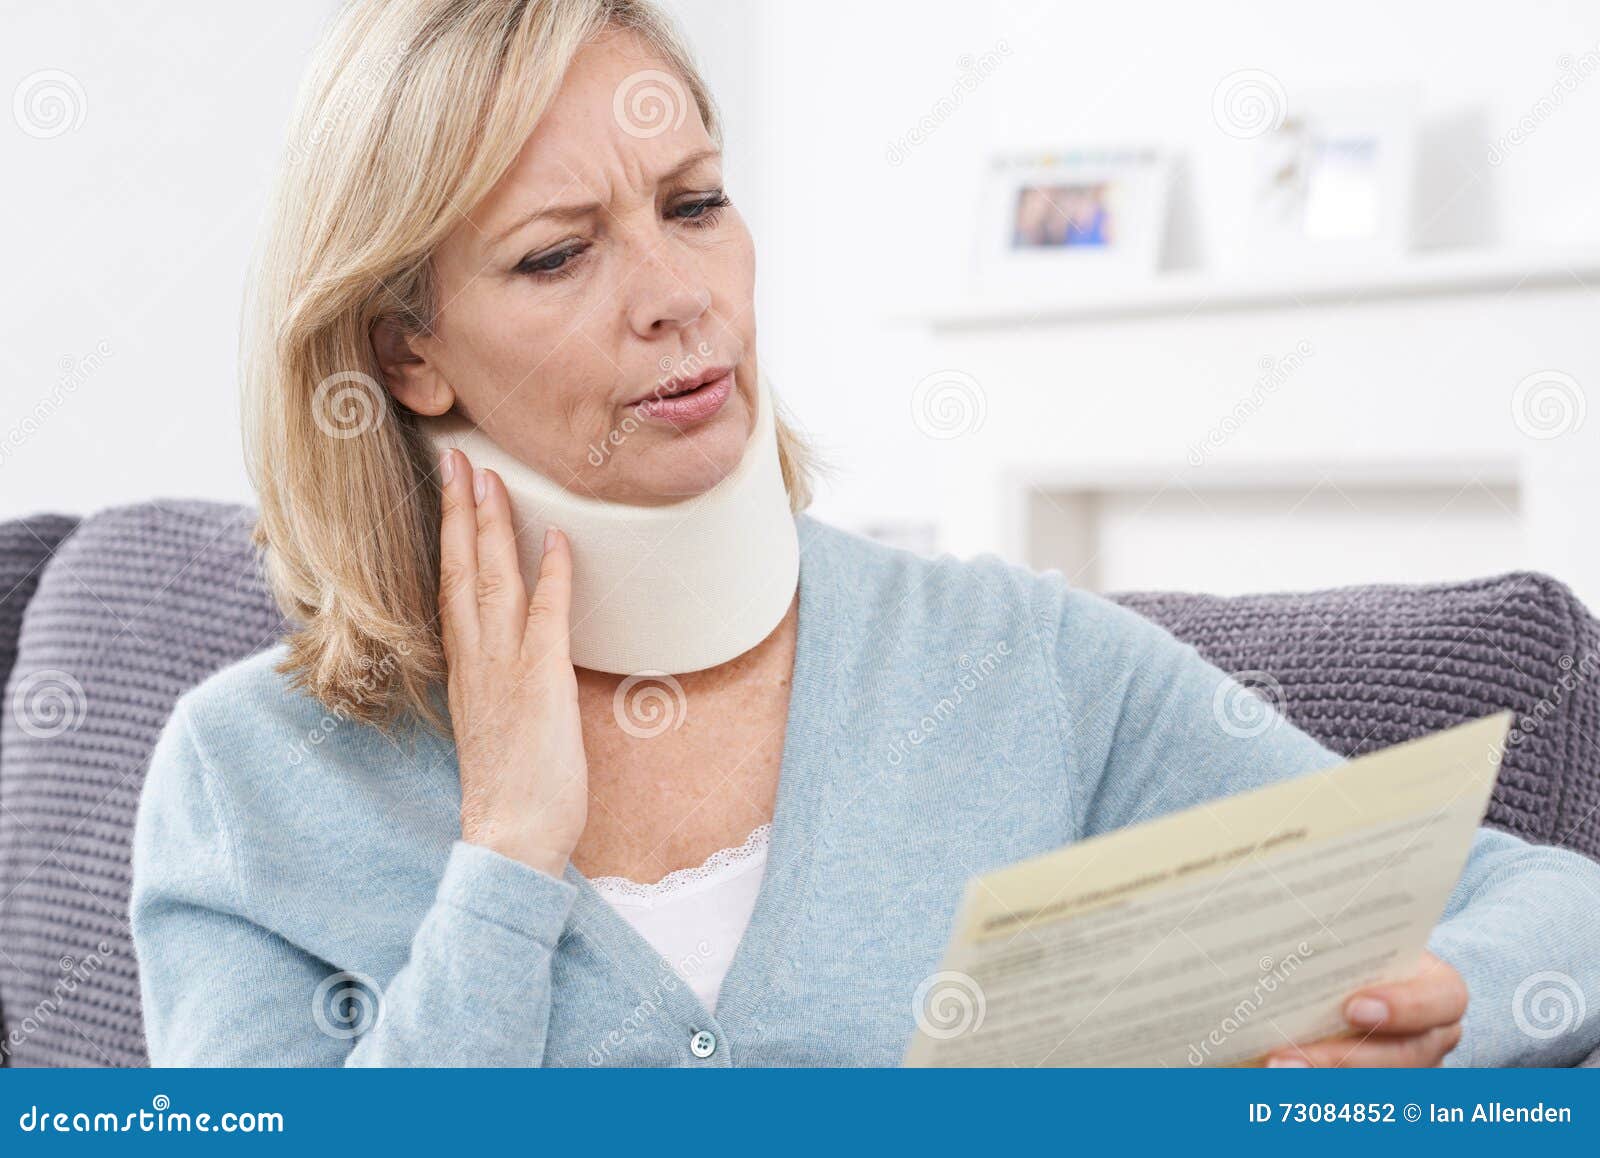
[{"x1": 903, "y1": 711, "x2": 1511, "y2": 1067}]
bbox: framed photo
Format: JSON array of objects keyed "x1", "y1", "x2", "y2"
[
  {"x1": 976, "y1": 147, "x2": 1172, "y2": 295},
  {"x1": 1244, "y1": 88, "x2": 1417, "y2": 267}
]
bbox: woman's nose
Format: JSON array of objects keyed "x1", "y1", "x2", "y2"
[{"x1": 625, "y1": 248, "x2": 712, "y2": 335}]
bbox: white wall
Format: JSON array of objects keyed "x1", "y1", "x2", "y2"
[
  {"x1": 7, "y1": 1, "x2": 1600, "y2": 602},
  {"x1": 2, "y1": 0, "x2": 336, "y2": 520},
  {"x1": 747, "y1": 0, "x2": 1600, "y2": 533},
  {"x1": 0, "y1": 0, "x2": 753, "y2": 523}
]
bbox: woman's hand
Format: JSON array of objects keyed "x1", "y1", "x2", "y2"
[
  {"x1": 437, "y1": 447, "x2": 588, "y2": 879},
  {"x1": 1265, "y1": 951, "x2": 1467, "y2": 1067}
]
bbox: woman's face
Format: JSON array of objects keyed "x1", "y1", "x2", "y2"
[{"x1": 380, "y1": 30, "x2": 757, "y2": 506}]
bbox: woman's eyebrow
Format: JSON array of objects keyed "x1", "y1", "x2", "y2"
[{"x1": 488, "y1": 147, "x2": 721, "y2": 246}]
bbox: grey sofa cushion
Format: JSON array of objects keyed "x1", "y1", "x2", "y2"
[
  {"x1": 0, "y1": 501, "x2": 1596, "y2": 1067},
  {"x1": 0, "y1": 513, "x2": 79, "y2": 705},
  {"x1": 0, "y1": 502, "x2": 284, "y2": 1067},
  {"x1": 1111, "y1": 574, "x2": 1600, "y2": 861},
  {"x1": 0, "y1": 512, "x2": 80, "y2": 1066}
]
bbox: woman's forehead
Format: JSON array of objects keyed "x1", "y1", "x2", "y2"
[{"x1": 461, "y1": 65, "x2": 716, "y2": 251}]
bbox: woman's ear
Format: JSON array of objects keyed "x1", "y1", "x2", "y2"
[{"x1": 371, "y1": 315, "x2": 454, "y2": 416}]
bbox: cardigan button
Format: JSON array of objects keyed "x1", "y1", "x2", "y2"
[{"x1": 689, "y1": 1030, "x2": 717, "y2": 1059}]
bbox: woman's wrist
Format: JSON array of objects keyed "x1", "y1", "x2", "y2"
[{"x1": 464, "y1": 832, "x2": 572, "y2": 879}]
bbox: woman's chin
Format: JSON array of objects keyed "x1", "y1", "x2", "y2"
[
  {"x1": 636, "y1": 456, "x2": 743, "y2": 502},
  {"x1": 627, "y1": 438, "x2": 746, "y2": 504},
  {"x1": 619, "y1": 395, "x2": 753, "y2": 502}
]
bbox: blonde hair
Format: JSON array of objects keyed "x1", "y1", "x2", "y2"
[{"x1": 243, "y1": 0, "x2": 814, "y2": 738}]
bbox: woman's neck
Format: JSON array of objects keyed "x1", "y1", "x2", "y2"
[{"x1": 568, "y1": 591, "x2": 799, "y2": 882}]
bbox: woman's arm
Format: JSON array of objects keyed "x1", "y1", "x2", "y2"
[
  {"x1": 1422, "y1": 827, "x2": 1600, "y2": 1065},
  {"x1": 130, "y1": 697, "x2": 576, "y2": 1066},
  {"x1": 1055, "y1": 587, "x2": 1600, "y2": 1067},
  {"x1": 134, "y1": 452, "x2": 592, "y2": 1066},
  {"x1": 134, "y1": 454, "x2": 591, "y2": 1066}
]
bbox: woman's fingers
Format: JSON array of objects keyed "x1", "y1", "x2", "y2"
[
  {"x1": 469, "y1": 465, "x2": 527, "y2": 652},
  {"x1": 434, "y1": 447, "x2": 587, "y2": 875},
  {"x1": 438, "y1": 447, "x2": 567, "y2": 669},
  {"x1": 1267, "y1": 1022, "x2": 1463, "y2": 1068},
  {"x1": 436, "y1": 448, "x2": 479, "y2": 655},
  {"x1": 1263, "y1": 952, "x2": 1468, "y2": 1067},
  {"x1": 1341, "y1": 954, "x2": 1469, "y2": 1036},
  {"x1": 524, "y1": 526, "x2": 573, "y2": 668}
]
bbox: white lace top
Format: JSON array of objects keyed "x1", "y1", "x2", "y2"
[{"x1": 588, "y1": 824, "x2": 771, "y2": 1015}]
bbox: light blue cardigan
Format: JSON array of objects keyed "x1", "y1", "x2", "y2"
[{"x1": 129, "y1": 514, "x2": 1600, "y2": 1067}]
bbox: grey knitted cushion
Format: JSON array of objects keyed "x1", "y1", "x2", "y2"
[
  {"x1": 0, "y1": 502, "x2": 285, "y2": 1067},
  {"x1": 1, "y1": 501, "x2": 1597, "y2": 1067},
  {"x1": 0, "y1": 513, "x2": 79, "y2": 705},
  {"x1": 0, "y1": 512, "x2": 80, "y2": 1067},
  {"x1": 1110, "y1": 574, "x2": 1600, "y2": 861}
]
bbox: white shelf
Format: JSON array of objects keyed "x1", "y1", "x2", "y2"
[
  {"x1": 902, "y1": 247, "x2": 1600, "y2": 331},
  {"x1": 1003, "y1": 455, "x2": 1521, "y2": 494}
]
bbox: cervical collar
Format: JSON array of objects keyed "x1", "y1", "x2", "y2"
[{"x1": 415, "y1": 374, "x2": 799, "y2": 675}]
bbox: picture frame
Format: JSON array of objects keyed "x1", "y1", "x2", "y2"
[
  {"x1": 974, "y1": 146, "x2": 1172, "y2": 296},
  {"x1": 1242, "y1": 87, "x2": 1417, "y2": 268}
]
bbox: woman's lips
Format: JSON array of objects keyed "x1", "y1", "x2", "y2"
[{"x1": 631, "y1": 371, "x2": 733, "y2": 425}]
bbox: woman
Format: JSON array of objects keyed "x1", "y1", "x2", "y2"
[{"x1": 129, "y1": 0, "x2": 1600, "y2": 1067}]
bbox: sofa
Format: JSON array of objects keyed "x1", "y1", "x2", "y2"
[{"x1": 2, "y1": 500, "x2": 1597, "y2": 1067}]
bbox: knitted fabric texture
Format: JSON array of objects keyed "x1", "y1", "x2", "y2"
[
  {"x1": 0, "y1": 503, "x2": 285, "y2": 1067},
  {"x1": 0, "y1": 512, "x2": 80, "y2": 1065},
  {"x1": 1111, "y1": 576, "x2": 1600, "y2": 860},
  {"x1": 2, "y1": 501, "x2": 1597, "y2": 1067}
]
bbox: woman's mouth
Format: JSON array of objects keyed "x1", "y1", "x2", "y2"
[{"x1": 631, "y1": 368, "x2": 734, "y2": 425}]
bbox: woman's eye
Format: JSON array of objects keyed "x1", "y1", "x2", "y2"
[
  {"x1": 674, "y1": 191, "x2": 731, "y2": 227},
  {"x1": 515, "y1": 245, "x2": 585, "y2": 280}
]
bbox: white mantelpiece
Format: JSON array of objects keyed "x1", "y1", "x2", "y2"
[{"x1": 899, "y1": 250, "x2": 1600, "y2": 608}]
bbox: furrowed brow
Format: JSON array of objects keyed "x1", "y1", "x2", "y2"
[{"x1": 488, "y1": 148, "x2": 721, "y2": 247}]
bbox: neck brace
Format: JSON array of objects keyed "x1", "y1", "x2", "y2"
[{"x1": 414, "y1": 374, "x2": 799, "y2": 676}]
